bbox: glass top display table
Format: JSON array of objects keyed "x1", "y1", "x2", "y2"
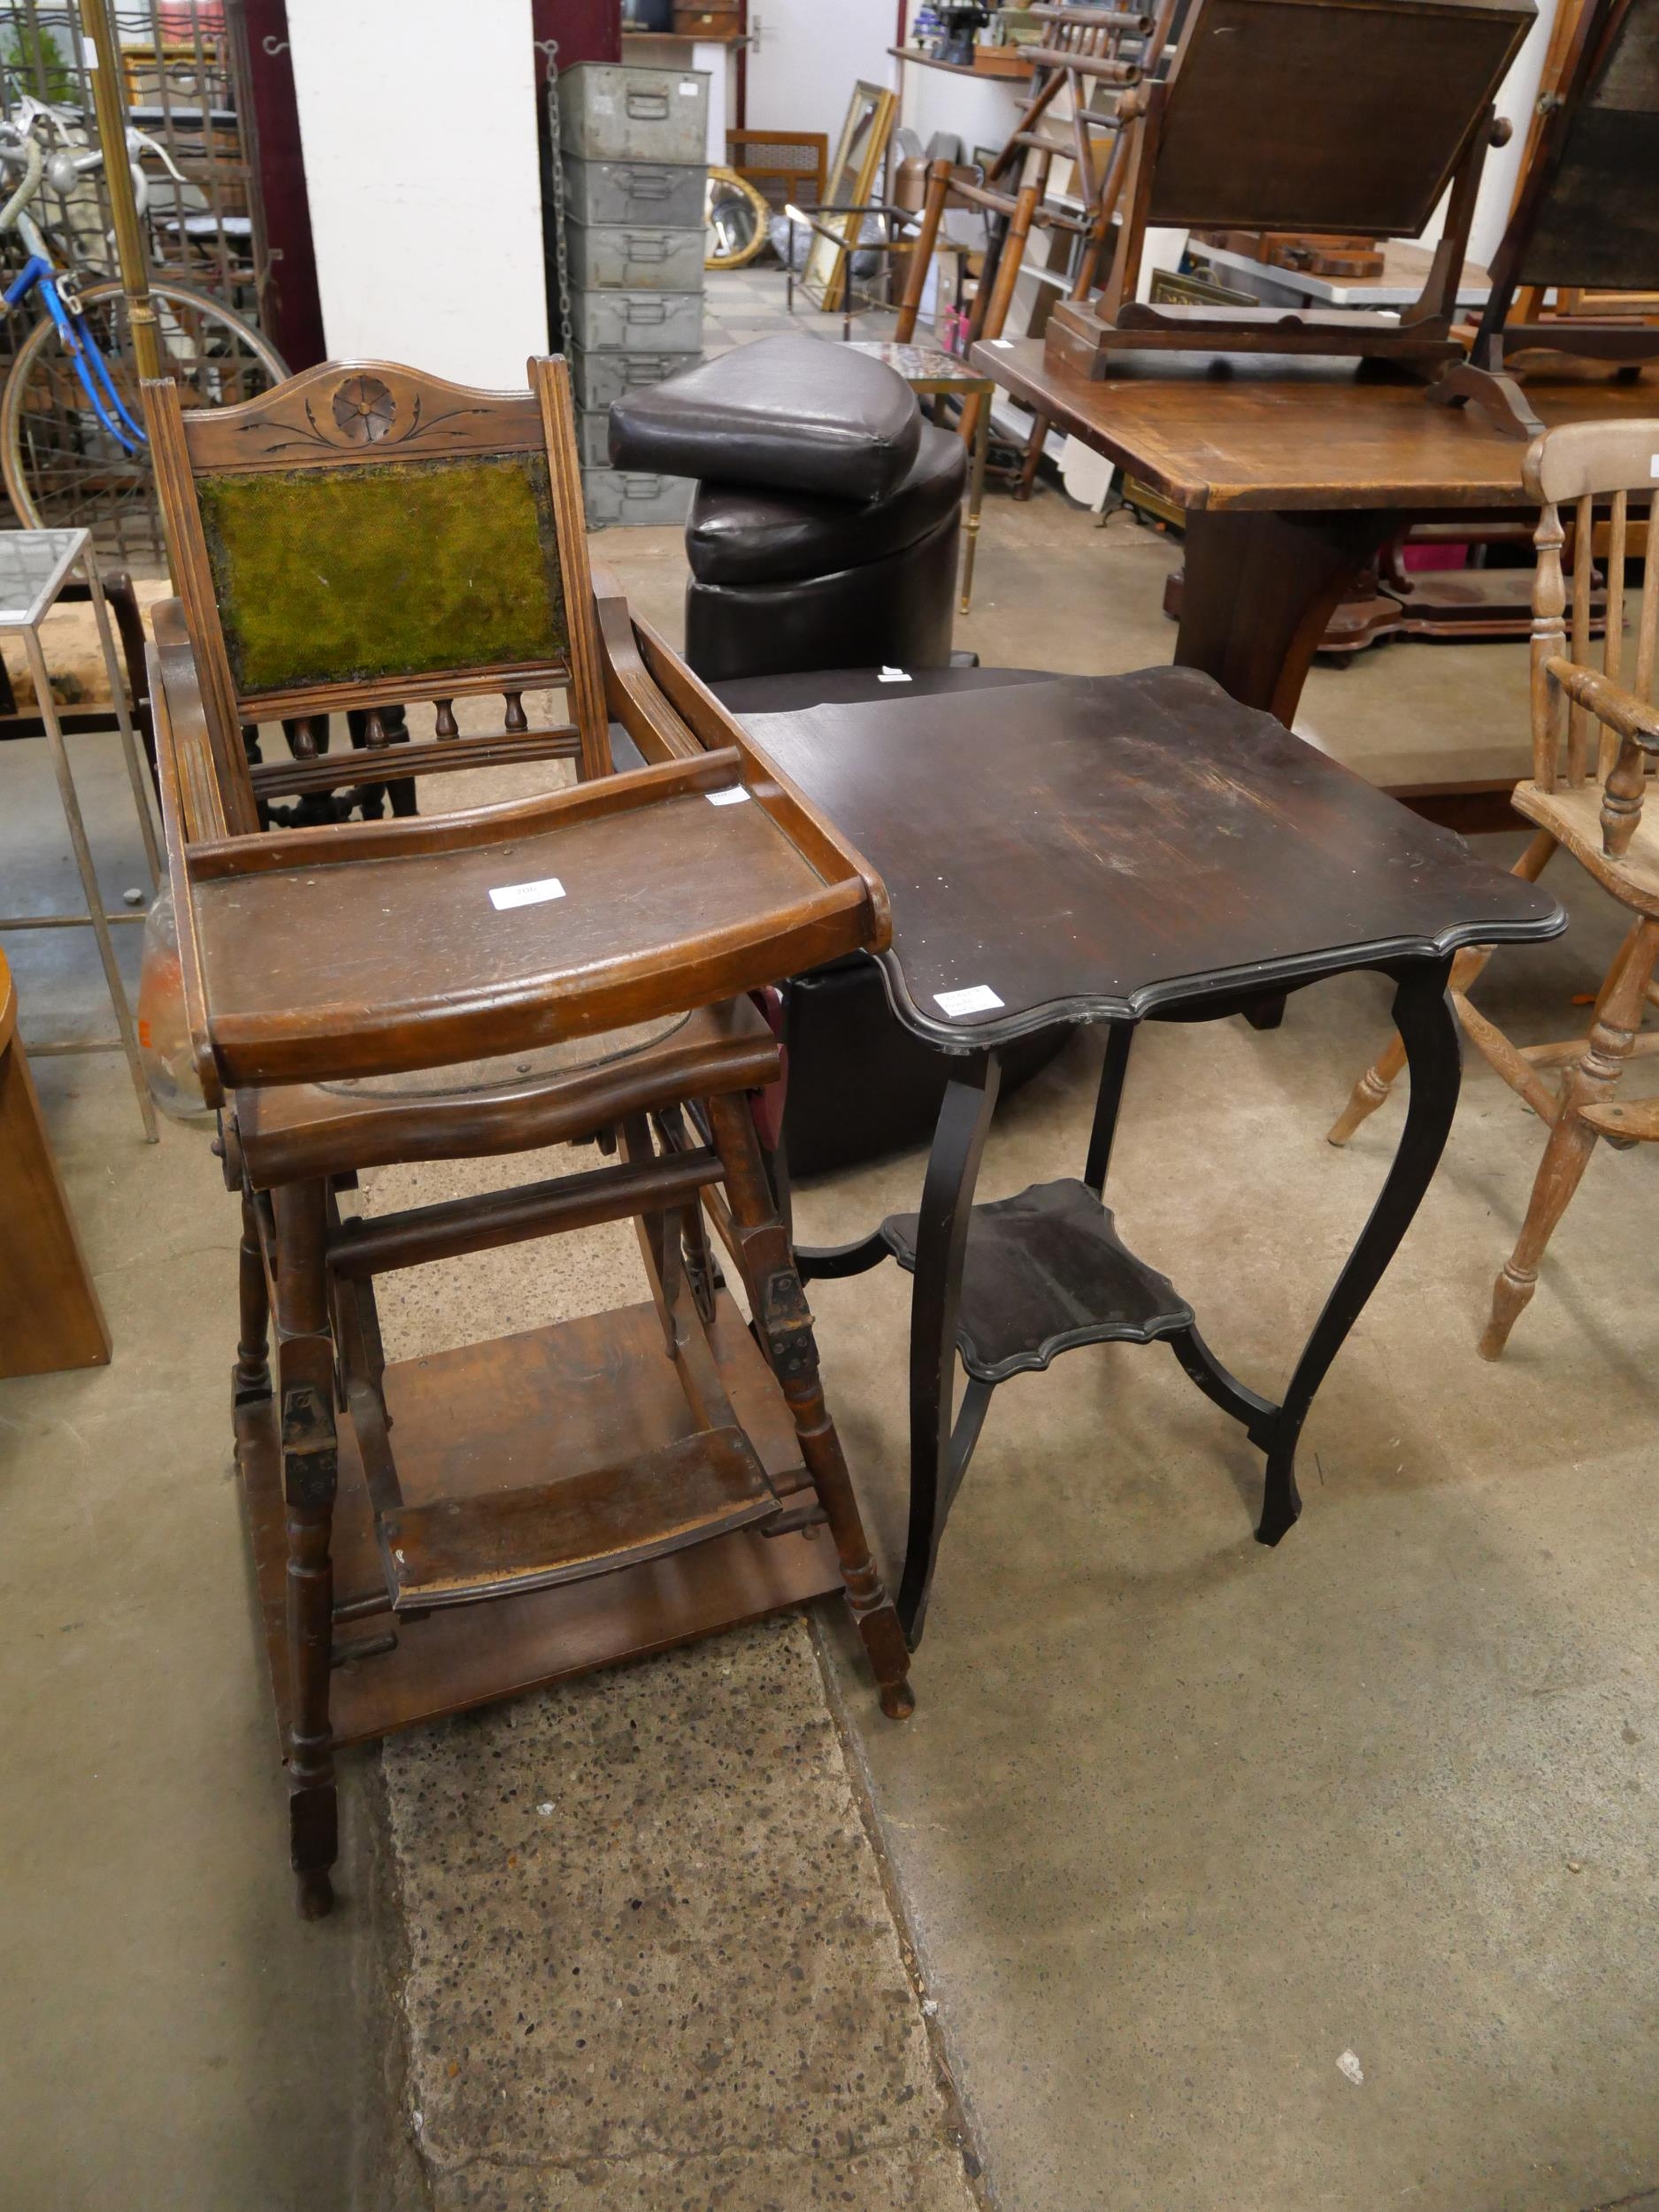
[{"x1": 0, "y1": 527, "x2": 160, "y2": 1140}]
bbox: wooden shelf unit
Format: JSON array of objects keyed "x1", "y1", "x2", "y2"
[{"x1": 888, "y1": 44, "x2": 1035, "y2": 81}]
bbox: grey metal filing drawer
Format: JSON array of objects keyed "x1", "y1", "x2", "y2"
[
  {"x1": 581, "y1": 467, "x2": 694, "y2": 528},
  {"x1": 577, "y1": 407, "x2": 613, "y2": 470},
  {"x1": 567, "y1": 219, "x2": 705, "y2": 293},
  {"x1": 562, "y1": 157, "x2": 706, "y2": 229},
  {"x1": 558, "y1": 63, "x2": 709, "y2": 165},
  {"x1": 570, "y1": 347, "x2": 702, "y2": 411},
  {"x1": 570, "y1": 287, "x2": 703, "y2": 353}
]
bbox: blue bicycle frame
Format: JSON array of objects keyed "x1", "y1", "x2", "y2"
[{"x1": 4, "y1": 252, "x2": 147, "y2": 454}]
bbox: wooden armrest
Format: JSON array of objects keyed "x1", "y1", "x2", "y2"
[
  {"x1": 625, "y1": 611, "x2": 892, "y2": 956},
  {"x1": 151, "y1": 600, "x2": 230, "y2": 843},
  {"x1": 590, "y1": 562, "x2": 702, "y2": 765},
  {"x1": 1547, "y1": 657, "x2": 1659, "y2": 752},
  {"x1": 147, "y1": 615, "x2": 226, "y2": 1109}
]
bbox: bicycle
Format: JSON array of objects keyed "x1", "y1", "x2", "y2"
[{"x1": 0, "y1": 91, "x2": 287, "y2": 553}]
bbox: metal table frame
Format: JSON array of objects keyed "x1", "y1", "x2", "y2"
[
  {"x1": 841, "y1": 338, "x2": 994, "y2": 614},
  {"x1": 0, "y1": 528, "x2": 160, "y2": 1141}
]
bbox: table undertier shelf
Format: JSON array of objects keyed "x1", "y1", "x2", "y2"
[{"x1": 881, "y1": 1178, "x2": 1193, "y2": 1385}]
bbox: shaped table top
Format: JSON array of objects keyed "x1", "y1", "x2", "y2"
[{"x1": 741, "y1": 668, "x2": 1564, "y2": 1048}]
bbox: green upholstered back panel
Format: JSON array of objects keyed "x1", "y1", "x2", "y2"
[{"x1": 196, "y1": 452, "x2": 568, "y2": 697}]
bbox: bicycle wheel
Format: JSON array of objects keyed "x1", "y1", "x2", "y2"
[{"x1": 0, "y1": 278, "x2": 288, "y2": 565}]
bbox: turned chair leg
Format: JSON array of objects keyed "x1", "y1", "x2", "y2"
[
  {"x1": 234, "y1": 1186, "x2": 272, "y2": 1407},
  {"x1": 1327, "y1": 1025, "x2": 1410, "y2": 1145},
  {"x1": 1480, "y1": 917, "x2": 1659, "y2": 1360},
  {"x1": 706, "y1": 1090, "x2": 916, "y2": 1713},
  {"x1": 1329, "y1": 833, "x2": 1557, "y2": 1146},
  {"x1": 273, "y1": 1180, "x2": 341, "y2": 1916},
  {"x1": 1330, "y1": 941, "x2": 1500, "y2": 1143}
]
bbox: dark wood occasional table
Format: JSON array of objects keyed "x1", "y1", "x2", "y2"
[
  {"x1": 742, "y1": 670, "x2": 1563, "y2": 1644},
  {"x1": 973, "y1": 339, "x2": 1659, "y2": 830}
]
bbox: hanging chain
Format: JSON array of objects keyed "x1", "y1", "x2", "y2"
[{"x1": 536, "y1": 38, "x2": 574, "y2": 349}]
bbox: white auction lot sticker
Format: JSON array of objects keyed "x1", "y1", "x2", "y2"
[
  {"x1": 934, "y1": 984, "x2": 1004, "y2": 1018},
  {"x1": 488, "y1": 877, "x2": 566, "y2": 912}
]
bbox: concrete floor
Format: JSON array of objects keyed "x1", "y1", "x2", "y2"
[{"x1": 5, "y1": 404, "x2": 1659, "y2": 2209}]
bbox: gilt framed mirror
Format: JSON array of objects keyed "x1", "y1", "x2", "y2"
[{"x1": 801, "y1": 81, "x2": 897, "y2": 311}]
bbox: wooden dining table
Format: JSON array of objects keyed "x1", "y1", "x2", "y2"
[{"x1": 974, "y1": 339, "x2": 1659, "y2": 829}]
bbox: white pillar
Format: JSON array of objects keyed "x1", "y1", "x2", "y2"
[
  {"x1": 286, "y1": 0, "x2": 548, "y2": 388},
  {"x1": 691, "y1": 40, "x2": 730, "y2": 165}
]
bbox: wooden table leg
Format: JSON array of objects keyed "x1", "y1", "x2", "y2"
[
  {"x1": 898, "y1": 1050, "x2": 1002, "y2": 1646},
  {"x1": 1177, "y1": 506, "x2": 1399, "y2": 1030},
  {"x1": 1255, "y1": 957, "x2": 1461, "y2": 1543},
  {"x1": 1173, "y1": 507, "x2": 1399, "y2": 727}
]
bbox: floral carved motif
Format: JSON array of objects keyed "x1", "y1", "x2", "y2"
[{"x1": 331, "y1": 374, "x2": 396, "y2": 444}]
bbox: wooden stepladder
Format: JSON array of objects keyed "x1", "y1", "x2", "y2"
[{"x1": 895, "y1": 4, "x2": 1177, "y2": 480}]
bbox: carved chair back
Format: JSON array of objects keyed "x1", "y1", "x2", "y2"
[
  {"x1": 1526, "y1": 418, "x2": 1659, "y2": 853},
  {"x1": 147, "y1": 355, "x2": 612, "y2": 839}
]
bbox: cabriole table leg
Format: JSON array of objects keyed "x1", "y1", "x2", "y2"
[
  {"x1": 899, "y1": 1050, "x2": 1002, "y2": 1644},
  {"x1": 1256, "y1": 958, "x2": 1462, "y2": 1542}
]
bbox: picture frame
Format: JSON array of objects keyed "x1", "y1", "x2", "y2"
[{"x1": 801, "y1": 81, "x2": 898, "y2": 312}]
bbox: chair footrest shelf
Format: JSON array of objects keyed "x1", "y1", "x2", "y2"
[
  {"x1": 880, "y1": 1177, "x2": 1193, "y2": 1384},
  {"x1": 379, "y1": 1425, "x2": 780, "y2": 1608},
  {"x1": 237, "y1": 1294, "x2": 838, "y2": 1750}
]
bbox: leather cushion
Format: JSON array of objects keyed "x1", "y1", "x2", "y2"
[
  {"x1": 607, "y1": 334, "x2": 921, "y2": 502},
  {"x1": 685, "y1": 508, "x2": 961, "y2": 685},
  {"x1": 687, "y1": 426, "x2": 968, "y2": 585}
]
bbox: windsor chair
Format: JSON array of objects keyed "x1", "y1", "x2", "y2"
[{"x1": 1328, "y1": 419, "x2": 1659, "y2": 1358}]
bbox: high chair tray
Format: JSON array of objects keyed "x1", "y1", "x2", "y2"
[{"x1": 182, "y1": 750, "x2": 887, "y2": 1087}]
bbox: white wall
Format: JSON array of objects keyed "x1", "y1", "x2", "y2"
[
  {"x1": 618, "y1": 35, "x2": 732, "y2": 162},
  {"x1": 746, "y1": 0, "x2": 898, "y2": 150},
  {"x1": 287, "y1": 0, "x2": 547, "y2": 388},
  {"x1": 1470, "y1": 0, "x2": 1559, "y2": 267}
]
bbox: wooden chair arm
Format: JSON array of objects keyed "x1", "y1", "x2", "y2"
[
  {"x1": 147, "y1": 611, "x2": 226, "y2": 1109},
  {"x1": 625, "y1": 611, "x2": 893, "y2": 956},
  {"x1": 151, "y1": 599, "x2": 231, "y2": 842},
  {"x1": 590, "y1": 562, "x2": 702, "y2": 766},
  {"x1": 1547, "y1": 657, "x2": 1659, "y2": 752}
]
